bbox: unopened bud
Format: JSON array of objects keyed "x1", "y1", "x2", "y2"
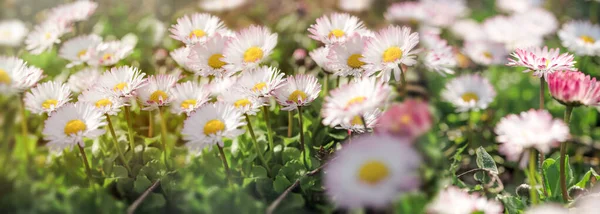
[
  {"x1": 569, "y1": 186, "x2": 588, "y2": 199},
  {"x1": 516, "y1": 184, "x2": 531, "y2": 199}
]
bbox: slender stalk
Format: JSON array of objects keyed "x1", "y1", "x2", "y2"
[
  {"x1": 360, "y1": 115, "x2": 369, "y2": 132},
  {"x1": 560, "y1": 105, "x2": 573, "y2": 202},
  {"x1": 19, "y1": 94, "x2": 30, "y2": 159},
  {"x1": 158, "y1": 108, "x2": 169, "y2": 169},
  {"x1": 539, "y1": 77, "x2": 548, "y2": 197},
  {"x1": 245, "y1": 114, "x2": 272, "y2": 176},
  {"x1": 528, "y1": 149, "x2": 539, "y2": 205},
  {"x1": 78, "y1": 145, "x2": 93, "y2": 185},
  {"x1": 297, "y1": 106, "x2": 308, "y2": 169},
  {"x1": 539, "y1": 77, "x2": 545, "y2": 109},
  {"x1": 216, "y1": 144, "x2": 231, "y2": 183},
  {"x1": 105, "y1": 114, "x2": 132, "y2": 175},
  {"x1": 262, "y1": 106, "x2": 275, "y2": 155},
  {"x1": 124, "y1": 106, "x2": 136, "y2": 151},
  {"x1": 399, "y1": 66, "x2": 407, "y2": 96},
  {"x1": 322, "y1": 74, "x2": 329, "y2": 96},
  {"x1": 287, "y1": 111, "x2": 293, "y2": 137},
  {"x1": 539, "y1": 152, "x2": 548, "y2": 197},
  {"x1": 148, "y1": 111, "x2": 153, "y2": 137},
  {"x1": 335, "y1": 75, "x2": 341, "y2": 88}
]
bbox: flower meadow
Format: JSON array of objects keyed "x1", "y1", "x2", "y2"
[{"x1": 2, "y1": 0, "x2": 600, "y2": 213}]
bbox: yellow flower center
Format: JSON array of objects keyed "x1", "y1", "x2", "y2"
[
  {"x1": 461, "y1": 92, "x2": 479, "y2": 102},
  {"x1": 203, "y1": 119, "x2": 225, "y2": 135},
  {"x1": 287, "y1": 90, "x2": 307, "y2": 103},
  {"x1": 95, "y1": 98, "x2": 112, "y2": 108},
  {"x1": 243, "y1": 47, "x2": 264, "y2": 63},
  {"x1": 233, "y1": 98, "x2": 252, "y2": 108},
  {"x1": 208, "y1": 53, "x2": 226, "y2": 69},
  {"x1": 346, "y1": 96, "x2": 366, "y2": 108},
  {"x1": 382, "y1": 46, "x2": 403, "y2": 63},
  {"x1": 149, "y1": 90, "x2": 168, "y2": 103},
  {"x1": 0, "y1": 69, "x2": 11, "y2": 85},
  {"x1": 350, "y1": 115, "x2": 363, "y2": 126},
  {"x1": 44, "y1": 32, "x2": 52, "y2": 39},
  {"x1": 482, "y1": 51, "x2": 493, "y2": 59},
  {"x1": 347, "y1": 54, "x2": 365, "y2": 68},
  {"x1": 328, "y1": 29, "x2": 345, "y2": 38},
  {"x1": 77, "y1": 49, "x2": 88, "y2": 58},
  {"x1": 189, "y1": 29, "x2": 206, "y2": 38},
  {"x1": 181, "y1": 99, "x2": 197, "y2": 109},
  {"x1": 358, "y1": 160, "x2": 390, "y2": 185},
  {"x1": 580, "y1": 35, "x2": 596, "y2": 44},
  {"x1": 113, "y1": 82, "x2": 128, "y2": 91},
  {"x1": 102, "y1": 53, "x2": 113, "y2": 61},
  {"x1": 64, "y1": 119, "x2": 86, "y2": 135},
  {"x1": 42, "y1": 99, "x2": 58, "y2": 109},
  {"x1": 252, "y1": 82, "x2": 267, "y2": 91},
  {"x1": 400, "y1": 114, "x2": 411, "y2": 124}
]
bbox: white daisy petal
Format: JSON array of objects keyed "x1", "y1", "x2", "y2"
[
  {"x1": 43, "y1": 102, "x2": 106, "y2": 153},
  {"x1": 24, "y1": 81, "x2": 72, "y2": 115},
  {"x1": 442, "y1": 74, "x2": 496, "y2": 112},
  {"x1": 182, "y1": 102, "x2": 245, "y2": 153}
]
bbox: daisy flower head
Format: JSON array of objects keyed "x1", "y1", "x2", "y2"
[
  {"x1": 223, "y1": 25, "x2": 278, "y2": 72},
  {"x1": 362, "y1": 25, "x2": 419, "y2": 82},
  {"x1": 187, "y1": 34, "x2": 233, "y2": 77},
  {"x1": 507, "y1": 46, "x2": 576, "y2": 79},
  {"x1": 442, "y1": 74, "x2": 496, "y2": 112},
  {"x1": 0, "y1": 19, "x2": 29, "y2": 47},
  {"x1": 87, "y1": 40, "x2": 134, "y2": 67},
  {"x1": 309, "y1": 47, "x2": 336, "y2": 74},
  {"x1": 235, "y1": 65, "x2": 286, "y2": 98},
  {"x1": 427, "y1": 186, "x2": 503, "y2": 214},
  {"x1": 24, "y1": 81, "x2": 71, "y2": 115},
  {"x1": 199, "y1": 0, "x2": 246, "y2": 12},
  {"x1": 336, "y1": 109, "x2": 381, "y2": 133},
  {"x1": 515, "y1": 8, "x2": 558, "y2": 37},
  {"x1": 25, "y1": 20, "x2": 69, "y2": 55},
  {"x1": 376, "y1": 100, "x2": 432, "y2": 140},
  {"x1": 463, "y1": 41, "x2": 507, "y2": 66},
  {"x1": 219, "y1": 89, "x2": 262, "y2": 115},
  {"x1": 181, "y1": 102, "x2": 245, "y2": 154},
  {"x1": 207, "y1": 76, "x2": 238, "y2": 99},
  {"x1": 421, "y1": 0, "x2": 469, "y2": 27},
  {"x1": 47, "y1": 0, "x2": 98, "y2": 24},
  {"x1": 97, "y1": 66, "x2": 147, "y2": 98},
  {"x1": 496, "y1": 0, "x2": 542, "y2": 13},
  {"x1": 273, "y1": 74, "x2": 321, "y2": 111},
  {"x1": 547, "y1": 70, "x2": 600, "y2": 106},
  {"x1": 322, "y1": 77, "x2": 391, "y2": 127},
  {"x1": 77, "y1": 87, "x2": 124, "y2": 115},
  {"x1": 137, "y1": 74, "x2": 180, "y2": 110},
  {"x1": 384, "y1": 2, "x2": 426, "y2": 24},
  {"x1": 495, "y1": 109, "x2": 569, "y2": 163},
  {"x1": 483, "y1": 15, "x2": 543, "y2": 51},
  {"x1": 572, "y1": 191, "x2": 600, "y2": 213},
  {"x1": 525, "y1": 204, "x2": 568, "y2": 214},
  {"x1": 170, "y1": 81, "x2": 210, "y2": 115},
  {"x1": 0, "y1": 56, "x2": 44, "y2": 93},
  {"x1": 308, "y1": 13, "x2": 366, "y2": 45},
  {"x1": 325, "y1": 135, "x2": 421, "y2": 209},
  {"x1": 59, "y1": 34, "x2": 102, "y2": 68},
  {"x1": 328, "y1": 34, "x2": 372, "y2": 77},
  {"x1": 67, "y1": 67, "x2": 101, "y2": 93},
  {"x1": 558, "y1": 20, "x2": 600, "y2": 56},
  {"x1": 450, "y1": 19, "x2": 486, "y2": 42},
  {"x1": 42, "y1": 103, "x2": 106, "y2": 153},
  {"x1": 170, "y1": 46, "x2": 193, "y2": 72},
  {"x1": 424, "y1": 38, "x2": 457, "y2": 76},
  {"x1": 169, "y1": 13, "x2": 226, "y2": 46}
]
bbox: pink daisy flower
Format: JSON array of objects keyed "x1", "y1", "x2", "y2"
[
  {"x1": 376, "y1": 100, "x2": 432, "y2": 140},
  {"x1": 547, "y1": 70, "x2": 600, "y2": 106},
  {"x1": 507, "y1": 46, "x2": 576, "y2": 79}
]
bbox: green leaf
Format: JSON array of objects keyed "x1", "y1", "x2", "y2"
[
  {"x1": 281, "y1": 147, "x2": 301, "y2": 163},
  {"x1": 251, "y1": 166, "x2": 268, "y2": 178},
  {"x1": 575, "y1": 168, "x2": 600, "y2": 189},
  {"x1": 543, "y1": 156, "x2": 574, "y2": 202},
  {"x1": 498, "y1": 195, "x2": 525, "y2": 214},
  {"x1": 273, "y1": 175, "x2": 292, "y2": 193},
  {"x1": 112, "y1": 166, "x2": 129, "y2": 178},
  {"x1": 273, "y1": 193, "x2": 305, "y2": 213},
  {"x1": 133, "y1": 175, "x2": 152, "y2": 194},
  {"x1": 475, "y1": 147, "x2": 498, "y2": 174}
]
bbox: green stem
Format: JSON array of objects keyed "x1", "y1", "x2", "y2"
[
  {"x1": 560, "y1": 105, "x2": 573, "y2": 202},
  {"x1": 216, "y1": 144, "x2": 231, "y2": 183},
  {"x1": 105, "y1": 114, "x2": 132, "y2": 175},
  {"x1": 148, "y1": 111, "x2": 153, "y2": 137},
  {"x1": 529, "y1": 149, "x2": 539, "y2": 205},
  {"x1": 287, "y1": 111, "x2": 293, "y2": 137},
  {"x1": 245, "y1": 114, "x2": 272, "y2": 177},
  {"x1": 540, "y1": 77, "x2": 545, "y2": 109},
  {"x1": 323, "y1": 74, "x2": 329, "y2": 96},
  {"x1": 399, "y1": 66, "x2": 407, "y2": 96},
  {"x1": 19, "y1": 94, "x2": 30, "y2": 160},
  {"x1": 335, "y1": 75, "x2": 341, "y2": 88},
  {"x1": 124, "y1": 106, "x2": 136, "y2": 152},
  {"x1": 158, "y1": 108, "x2": 170, "y2": 169},
  {"x1": 539, "y1": 152, "x2": 548, "y2": 197},
  {"x1": 262, "y1": 106, "x2": 274, "y2": 155},
  {"x1": 78, "y1": 145, "x2": 93, "y2": 185},
  {"x1": 297, "y1": 106, "x2": 308, "y2": 169}
]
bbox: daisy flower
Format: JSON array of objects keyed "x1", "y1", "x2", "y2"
[
  {"x1": 442, "y1": 74, "x2": 496, "y2": 112},
  {"x1": 463, "y1": 41, "x2": 507, "y2": 66},
  {"x1": 219, "y1": 89, "x2": 262, "y2": 115},
  {"x1": 137, "y1": 74, "x2": 180, "y2": 110},
  {"x1": 362, "y1": 25, "x2": 419, "y2": 82},
  {"x1": 427, "y1": 186, "x2": 503, "y2": 214},
  {"x1": 42, "y1": 103, "x2": 106, "y2": 153},
  {"x1": 25, "y1": 21, "x2": 68, "y2": 54},
  {"x1": 328, "y1": 34, "x2": 372, "y2": 77},
  {"x1": 47, "y1": 0, "x2": 98, "y2": 24},
  {"x1": 322, "y1": 77, "x2": 390, "y2": 127},
  {"x1": 24, "y1": 81, "x2": 72, "y2": 115},
  {"x1": 170, "y1": 81, "x2": 210, "y2": 115},
  {"x1": 273, "y1": 74, "x2": 321, "y2": 111},
  {"x1": 496, "y1": 0, "x2": 542, "y2": 13},
  {"x1": 525, "y1": 204, "x2": 568, "y2": 214},
  {"x1": 384, "y1": 2, "x2": 426, "y2": 24},
  {"x1": 308, "y1": 13, "x2": 366, "y2": 45},
  {"x1": 421, "y1": 0, "x2": 469, "y2": 27},
  {"x1": 325, "y1": 135, "x2": 421, "y2": 209},
  {"x1": 0, "y1": 56, "x2": 44, "y2": 93},
  {"x1": 573, "y1": 192, "x2": 600, "y2": 213},
  {"x1": 483, "y1": 15, "x2": 543, "y2": 51},
  {"x1": 424, "y1": 38, "x2": 457, "y2": 76},
  {"x1": 208, "y1": 76, "x2": 238, "y2": 98},
  {"x1": 87, "y1": 40, "x2": 134, "y2": 67},
  {"x1": 0, "y1": 19, "x2": 29, "y2": 47},
  {"x1": 558, "y1": 20, "x2": 600, "y2": 56},
  {"x1": 170, "y1": 46, "x2": 193, "y2": 72},
  {"x1": 198, "y1": 0, "x2": 246, "y2": 12},
  {"x1": 223, "y1": 25, "x2": 278, "y2": 72},
  {"x1": 507, "y1": 46, "x2": 576, "y2": 79},
  {"x1": 495, "y1": 109, "x2": 569, "y2": 163},
  {"x1": 235, "y1": 65, "x2": 286, "y2": 98},
  {"x1": 187, "y1": 34, "x2": 233, "y2": 77},
  {"x1": 336, "y1": 109, "x2": 381, "y2": 133},
  {"x1": 96, "y1": 66, "x2": 147, "y2": 98},
  {"x1": 338, "y1": 0, "x2": 372, "y2": 12},
  {"x1": 169, "y1": 13, "x2": 226, "y2": 46},
  {"x1": 450, "y1": 19, "x2": 486, "y2": 41},
  {"x1": 67, "y1": 67, "x2": 101, "y2": 93},
  {"x1": 547, "y1": 70, "x2": 600, "y2": 106},
  {"x1": 515, "y1": 8, "x2": 558, "y2": 37},
  {"x1": 77, "y1": 87, "x2": 124, "y2": 115},
  {"x1": 376, "y1": 100, "x2": 432, "y2": 140},
  {"x1": 59, "y1": 34, "x2": 102, "y2": 68},
  {"x1": 181, "y1": 102, "x2": 245, "y2": 153},
  {"x1": 309, "y1": 47, "x2": 336, "y2": 74}
]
